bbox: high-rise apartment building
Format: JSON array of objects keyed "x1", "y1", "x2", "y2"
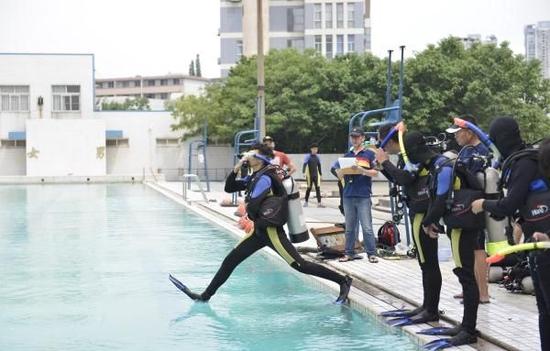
[
  {"x1": 219, "y1": 0, "x2": 371, "y2": 77},
  {"x1": 525, "y1": 21, "x2": 550, "y2": 79}
]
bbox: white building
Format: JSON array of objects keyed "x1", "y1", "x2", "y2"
[
  {"x1": 95, "y1": 74, "x2": 211, "y2": 101},
  {"x1": 0, "y1": 53, "x2": 232, "y2": 179},
  {"x1": 525, "y1": 21, "x2": 550, "y2": 79}
]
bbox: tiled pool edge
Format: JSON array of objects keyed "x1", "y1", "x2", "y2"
[{"x1": 146, "y1": 181, "x2": 498, "y2": 351}]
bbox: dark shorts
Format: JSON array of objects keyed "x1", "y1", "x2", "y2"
[{"x1": 474, "y1": 230, "x2": 486, "y2": 251}]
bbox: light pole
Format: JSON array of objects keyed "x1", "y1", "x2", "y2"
[{"x1": 256, "y1": 0, "x2": 266, "y2": 140}]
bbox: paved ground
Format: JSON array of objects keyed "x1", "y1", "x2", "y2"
[{"x1": 154, "y1": 180, "x2": 540, "y2": 351}]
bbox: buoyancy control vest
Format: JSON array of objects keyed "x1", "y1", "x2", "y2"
[
  {"x1": 404, "y1": 167, "x2": 431, "y2": 213},
  {"x1": 431, "y1": 156, "x2": 485, "y2": 230},
  {"x1": 245, "y1": 165, "x2": 289, "y2": 227},
  {"x1": 500, "y1": 148, "x2": 550, "y2": 237}
]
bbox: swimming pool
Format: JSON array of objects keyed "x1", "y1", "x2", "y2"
[{"x1": 0, "y1": 184, "x2": 417, "y2": 351}]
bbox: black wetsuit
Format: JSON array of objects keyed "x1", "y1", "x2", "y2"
[
  {"x1": 423, "y1": 155, "x2": 479, "y2": 334},
  {"x1": 483, "y1": 155, "x2": 550, "y2": 350},
  {"x1": 381, "y1": 158, "x2": 442, "y2": 317},
  {"x1": 303, "y1": 154, "x2": 322, "y2": 204},
  {"x1": 199, "y1": 166, "x2": 346, "y2": 300}
]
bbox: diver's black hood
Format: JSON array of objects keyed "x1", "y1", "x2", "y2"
[
  {"x1": 404, "y1": 131, "x2": 437, "y2": 165},
  {"x1": 489, "y1": 117, "x2": 524, "y2": 159}
]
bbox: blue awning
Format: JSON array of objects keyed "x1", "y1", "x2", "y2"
[
  {"x1": 8, "y1": 131, "x2": 26, "y2": 141},
  {"x1": 105, "y1": 130, "x2": 123, "y2": 139}
]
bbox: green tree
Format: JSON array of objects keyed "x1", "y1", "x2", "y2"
[
  {"x1": 195, "y1": 54, "x2": 202, "y2": 77},
  {"x1": 171, "y1": 43, "x2": 550, "y2": 152},
  {"x1": 404, "y1": 37, "x2": 550, "y2": 141},
  {"x1": 189, "y1": 60, "x2": 195, "y2": 76}
]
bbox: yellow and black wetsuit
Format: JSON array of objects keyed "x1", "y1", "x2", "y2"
[
  {"x1": 303, "y1": 153, "x2": 322, "y2": 204},
  {"x1": 380, "y1": 157, "x2": 441, "y2": 317},
  {"x1": 424, "y1": 156, "x2": 479, "y2": 336},
  {"x1": 199, "y1": 165, "x2": 347, "y2": 300}
]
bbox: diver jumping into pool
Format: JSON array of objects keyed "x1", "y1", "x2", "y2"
[{"x1": 170, "y1": 143, "x2": 353, "y2": 304}]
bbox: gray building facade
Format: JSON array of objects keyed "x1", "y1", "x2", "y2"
[
  {"x1": 525, "y1": 21, "x2": 550, "y2": 79},
  {"x1": 219, "y1": 0, "x2": 371, "y2": 77}
]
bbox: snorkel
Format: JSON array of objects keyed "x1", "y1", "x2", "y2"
[
  {"x1": 378, "y1": 124, "x2": 399, "y2": 149},
  {"x1": 396, "y1": 122, "x2": 417, "y2": 171},
  {"x1": 453, "y1": 117, "x2": 502, "y2": 163},
  {"x1": 486, "y1": 241, "x2": 550, "y2": 264}
]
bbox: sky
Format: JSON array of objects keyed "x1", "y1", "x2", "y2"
[{"x1": 0, "y1": 0, "x2": 549, "y2": 79}]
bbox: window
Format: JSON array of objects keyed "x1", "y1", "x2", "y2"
[
  {"x1": 160, "y1": 79, "x2": 168, "y2": 86},
  {"x1": 236, "y1": 40, "x2": 243, "y2": 60},
  {"x1": 95, "y1": 82, "x2": 103, "y2": 89},
  {"x1": 159, "y1": 93, "x2": 169, "y2": 99},
  {"x1": 347, "y1": 34, "x2": 355, "y2": 52},
  {"x1": 314, "y1": 35, "x2": 322, "y2": 54},
  {"x1": 326, "y1": 35, "x2": 333, "y2": 58},
  {"x1": 134, "y1": 80, "x2": 141, "y2": 87},
  {"x1": 325, "y1": 3, "x2": 333, "y2": 28},
  {"x1": 1, "y1": 140, "x2": 26, "y2": 148},
  {"x1": 106, "y1": 138, "x2": 129, "y2": 147},
  {"x1": 292, "y1": 8, "x2": 304, "y2": 31},
  {"x1": 156, "y1": 138, "x2": 180, "y2": 147},
  {"x1": 52, "y1": 85, "x2": 80, "y2": 111},
  {"x1": 0, "y1": 86, "x2": 30, "y2": 112},
  {"x1": 118, "y1": 81, "x2": 129, "y2": 88},
  {"x1": 336, "y1": 35, "x2": 344, "y2": 55},
  {"x1": 145, "y1": 93, "x2": 155, "y2": 99},
  {"x1": 146, "y1": 80, "x2": 156, "y2": 87},
  {"x1": 173, "y1": 79, "x2": 181, "y2": 85},
  {"x1": 287, "y1": 39, "x2": 304, "y2": 50},
  {"x1": 313, "y1": 3, "x2": 322, "y2": 29},
  {"x1": 107, "y1": 81, "x2": 114, "y2": 88},
  {"x1": 336, "y1": 3, "x2": 344, "y2": 28},
  {"x1": 347, "y1": 2, "x2": 355, "y2": 28}
]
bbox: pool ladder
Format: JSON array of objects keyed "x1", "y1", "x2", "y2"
[{"x1": 181, "y1": 174, "x2": 209, "y2": 203}]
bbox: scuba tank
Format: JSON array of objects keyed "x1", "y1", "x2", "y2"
[
  {"x1": 476, "y1": 167, "x2": 509, "y2": 256},
  {"x1": 282, "y1": 177, "x2": 309, "y2": 243}
]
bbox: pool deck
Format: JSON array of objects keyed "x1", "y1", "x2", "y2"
[{"x1": 148, "y1": 180, "x2": 540, "y2": 351}]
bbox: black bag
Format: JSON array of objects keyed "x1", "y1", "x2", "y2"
[
  {"x1": 443, "y1": 188, "x2": 485, "y2": 230},
  {"x1": 520, "y1": 185, "x2": 550, "y2": 235},
  {"x1": 438, "y1": 157, "x2": 485, "y2": 230},
  {"x1": 257, "y1": 196, "x2": 289, "y2": 227}
]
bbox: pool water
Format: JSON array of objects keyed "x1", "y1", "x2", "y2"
[{"x1": 0, "y1": 184, "x2": 417, "y2": 351}]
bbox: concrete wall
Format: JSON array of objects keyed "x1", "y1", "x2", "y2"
[
  {"x1": 0, "y1": 148, "x2": 26, "y2": 175},
  {"x1": 26, "y1": 119, "x2": 106, "y2": 176},
  {"x1": 98, "y1": 111, "x2": 181, "y2": 175}
]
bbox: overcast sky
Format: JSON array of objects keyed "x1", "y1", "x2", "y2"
[{"x1": 0, "y1": 0, "x2": 548, "y2": 78}]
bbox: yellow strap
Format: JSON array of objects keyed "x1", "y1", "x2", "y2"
[
  {"x1": 419, "y1": 168, "x2": 429, "y2": 176},
  {"x1": 453, "y1": 176, "x2": 461, "y2": 190},
  {"x1": 267, "y1": 227, "x2": 296, "y2": 265},
  {"x1": 413, "y1": 213, "x2": 426, "y2": 263},
  {"x1": 450, "y1": 228, "x2": 462, "y2": 268}
]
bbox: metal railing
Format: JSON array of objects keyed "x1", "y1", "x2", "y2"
[{"x1": 181, "y1": 174, "x2": 209, "y2": 203}]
